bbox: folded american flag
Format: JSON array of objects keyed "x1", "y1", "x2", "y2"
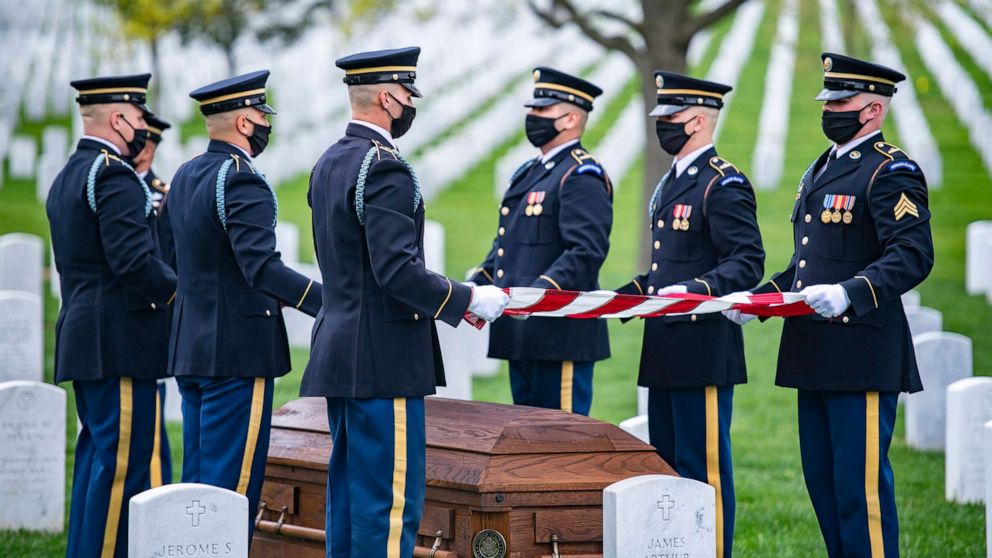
[{"x1": 465, "y1": 288, "x2": 811, "y2": 329}]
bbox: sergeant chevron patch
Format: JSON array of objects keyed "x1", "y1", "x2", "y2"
[{"x1": 894, "y1": 193, "x2": 919, "y2": 221}]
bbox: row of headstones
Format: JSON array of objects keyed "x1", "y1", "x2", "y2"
[
  {"x1": 0, "y1": 378, "x2": 714, "y2": 557},
  {"x1": 967, "y1": 221, "x2": 992, "y2": 305}
]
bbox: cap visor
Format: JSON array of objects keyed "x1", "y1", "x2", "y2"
[
  {"x1": 815, "y1": 88, "x2": 859, "y2": 101},
  {"x1": 523, "y1": 97, "x2": 560, "y2": 108},
  {"x1": 257, "y1": 103, "x2": 277, "y2": 115},
  {"x1": 402, "y1": 83, "x2": 422, "y2": 98},
  {"x1": 648, "y1": 104, "x2": 689, "y2": 117},
  {"x1": 136, "y1": 103, "x2": 151, "y2": 113}
]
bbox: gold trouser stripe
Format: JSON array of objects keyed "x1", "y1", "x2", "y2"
[
  {"x1": 295, "y1": 280, "x2": 314, "y2": 310},
  {"x1": 560, "y1": 362, "x2": 574, "y2": 414},
  {"x1": 855, "y1": 275, "x2": 879, "y2": 309},
  {"x1": 236, "y1": 378, "x2": 265, "y2": 495},
  {"x1": 865, "y1": 392, "x2": 884, "y2": 557},
  {"x1": 540, "y1": 274, "x2": 563, "y2": 291},
  {"x1": 150, "y1": 390, "x2": 163, "y2": 488},
  {"x1": 434, "y1": 278, "x2": 453, "y2": 319},
  {"x1": 101, "y1": 378, "x2": 133, "y2": 558},
  {"x1": 705, "y1": 386, "x2": 724, "y2": 558},
  {"x1": 386, "y1": 398, "x2": 408, "y2": 558},
  {"x1": 199, "y1": 88, "x2": 266, "y2": 106}
]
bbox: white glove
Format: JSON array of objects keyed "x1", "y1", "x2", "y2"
[
  {"x1": 800, "y1": 284, "x2": 851, "y2": 318},
  {"x1": 721, "y1": 291, "x2": 756, "y2": 325},
  {"x1": 468, "y1": 285, "x2": 510, "y2": 322},
  {"x1": 462, "y1": 281, "x2": 477, "y2": 287},
  {"x1": 656, "y1": 284, "x2": 688, "y2": 296}
]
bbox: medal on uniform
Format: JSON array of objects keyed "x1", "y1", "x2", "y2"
[
  {"x1": 831, "y1": 194, "x2": 844, "y2": 223},
  {"x1": 680, "y1": 205, "x2": 692, "y2": 230},
  {"x1": 842, "y1": 195, "x2": 856, "y2": 224},
  {"x1": 821, "y1": 195, "x2": 834, "y2": 224},
  {"x1": 525, "y1": 191, "x2": 537, "y2": 216},
  {"x1": 533, "y1": 191, "x2": 545, "y2": 216},
  {"x1": 672, "y1": 204, "x2": 684, "y2": 230}
]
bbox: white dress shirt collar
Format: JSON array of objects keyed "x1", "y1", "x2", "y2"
[
  {"x1": 540, "y1": 138, "x2": 579, "y2": 164},
  {"x1": 833, "y1": 129, "x2": 880, "y2": 159},
  {"x1": 350, "y1": 120, "x2": 396, "y2": 149},
  {"x1": 673, "y1": 143, "x2": 714, "y2": 178},
  {"x1": 81, "y1": 135, "x2": 121, "y2": 155}
]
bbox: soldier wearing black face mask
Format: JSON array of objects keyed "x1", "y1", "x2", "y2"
[
  {"x1": 469, "y1": 67, "x2": 612, "y2": 416},
  {"x1": 615, "y1": 70, "x2": 764, "y2": 558},
  {"x1": 726, "y1": 53, "x2": 933, "y2": 558},
  {"x1": 167, "y1": 70, "x2": 322, "y2": 541}
]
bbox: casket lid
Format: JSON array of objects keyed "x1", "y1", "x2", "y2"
[{"x1": 271, "y1": 397, "x2": 647, "y2": 455}]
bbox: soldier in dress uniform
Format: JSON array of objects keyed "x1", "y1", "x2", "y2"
[
  {"x1": 49, "y1": 73, "x2": 177, "y2": 558},
  {"x1": 725, "y1": 53, "x2": 933, "y2": 557},
  {"x1": 615, "y1": 71, "x2": 764, "y2": 558},
  {"x1": 132, "y1": 109, "x2": 174, "y2": 487},
  {"x1": 166, "y1": 70, "x2": 323, "y2": 539},
  {"x1": 301, "y1": 47, "x2": 509, "y2": 558},
  {"x1": 468, "y1": 67, "x2": 612, "y2": 416}
]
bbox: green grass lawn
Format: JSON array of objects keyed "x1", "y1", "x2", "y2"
[{"x1": 2, "y1": 0, "x2": 990, "y2": 555}]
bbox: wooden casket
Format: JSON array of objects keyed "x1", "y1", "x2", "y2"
[{"x1": 251, "y1": 397, "x2": 675, "y2": 558}]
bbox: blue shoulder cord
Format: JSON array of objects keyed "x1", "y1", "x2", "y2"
[
  {"x1": 87, "y1": 152, "x2": 152, "y2": 217},
  {"x1": 354, "y1": 146, "x2": 422, "y2": 225},
  {"x1": 215, "y1": 156, "x2": 279, "y2": 231}
]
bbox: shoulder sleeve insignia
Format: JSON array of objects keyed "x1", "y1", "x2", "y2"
[
  {"x1": 576, "y1": 162, "x2": 604, "y2": 177},
  {"x1": 884, "y1": 160, "x2": 919, "y2": 174},
  {"x1": 717, "y1": 174, "x2": 746, "y2": 187},
  {"x1": 873, "y1": 141, "x2": 907, "y2": 160},
  {"x1": 708, "y1": 156, "x2": 738, "y2": 177},
  {"x1": 893, "y1": 192, "x2": 919, "y2": 221}
]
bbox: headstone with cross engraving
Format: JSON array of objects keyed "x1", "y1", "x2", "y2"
[
  {"x1": 603, "y1": 474, "x2": 716, "y2": 558},
  {"x1": 0, "y1": 381, "x2": 66, "y2": 532},
  {"x1": 128, "y1": 483, "x2": 248, "y2": 557}
]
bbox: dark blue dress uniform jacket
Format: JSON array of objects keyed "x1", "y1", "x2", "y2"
[
  {"x1": 167, "y1": 140, "x2": 321, "y2": 379},
  {"x1": 147, "y1": 169, "x2": 176, "y2": 269},
  {"x1": 755, "y1": 136, "x2": 933, "y2": 393},
  {"x1": 618, "y1": 149, "x2": 765, "y2": 388},
  {"x1": 47, "y1": 138, "x2": 177, "y2": 383},
  {"x1": 470, "y1": 143, "x2": 613, "y2": 362},
  {"x1": 301, "y1": 123, "x2": 473, "y2": 399}
]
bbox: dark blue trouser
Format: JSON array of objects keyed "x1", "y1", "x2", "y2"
[
  {"x1": 648, "y1": 386, "x2": 735, "y2": 558},
  {"x1": 509, "y1": 360, "x2": 593, "y2": 415},
  {"x1": 68, "y1": 377, "x2": 157, "y2": 558},
  {"x1": 177, "y1": 376, "x2": 273, "y2": 543},
  {"x1": 798, "y1": 390, "x2": 899, "y2": 558},
  {"x1": 325, "y1": 397, "x2": 426, "y2": 558},
  {"x1": 151, "y1": 381, "x2": 172, "y2": 487}
]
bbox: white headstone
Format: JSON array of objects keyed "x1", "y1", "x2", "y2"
[
  {"x1": 424, "y1": 220, "x2": 445, "y2": 274},
  {"x1": 468, "y1": 323, "x2": 499, "y2": 378},
  {"x1": 906, "y1": 332, "x2": 972, "y2": 450},
  {"x1": 0, "y1": 233, "x2": 45, "y2": 296},
  {"x1": 901, "y1": 289, "x2": 921, "y2": 309},
  {"x1": 282, "y1": 263, "x2": 320, "y2": 349},
  {"x1": 162, "y1": 377, "x2": 183, "y2": 423},
  {"x1": 966, "y1": 221, "x2": 992, "y2": 295},
  {"x1": 128, "y1": 483, "x2": 248, "y2": 558},
  {"x1": 434, "y1": 322, "x2": 473, "y2": 401},
  {"x1": 985, "y1": 420, "x2": 992, "y2": 555},
  {"x1": 8, "y1": 136, "x2": 37, "y2": 180},
  {"x1": 275, "y1": 221, "x2": 300, "y2": 265},
  {"x1": 946, "y1": 377, "x2": 992, "y2": 503},
  {"x1": 638, "y1": 387, "x2": 649, "y2": 417},
  {"x1": 36, "y1": 155, "x2": 62, "y2": 203},
  {"x1": 40, "y1": 126, "x2": 69, "y2": 162},
  {"x1": 906, "y1": 306, "x2": 943, "y2": 338},
  {"x1": 49, "y1": 243, "x2": 60, "y2": 300},
  {"x1": 603, "y1": 474, "x2": 716, "y2": 558},
  {"x1": 0, "y1": 292, "x2": 44, "y2": 382},
  {"x1": 619, "y1": 415, "x2": 650, "y2": 443},
  {"x1": 0, "y1": 381, "x2": 66, "y2": 532}
]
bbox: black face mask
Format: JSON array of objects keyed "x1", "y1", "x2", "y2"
[
  {"x1": 117, "y1": 115, "x2": 148, "y2": 159},
  {"x1": 387, "y1": 93, "x2": 416, "y2": 138},
  {"x1": 821, "y1": 103, "x2": 871, "y2": 145},
  {"x1": 525, "y1": 113, "x2": 569, "y2": 147},
  {"x1": 246, "y1": 119, "x2": 271, "y2": 156},
  {"x1": 655, "y1": 115, "x2": 698, "y2": 155}
]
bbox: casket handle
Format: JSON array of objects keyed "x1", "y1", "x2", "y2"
[{"x1": 550, "y1": 534, "x2": 561, "y2": 558}]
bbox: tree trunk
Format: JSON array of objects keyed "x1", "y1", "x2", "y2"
[
  {"x1": 149, "y1": 38, "x2": 162, "y2": 109},
  {"x1": 224, "y1": 46, "x2": 237, "y2": 76}
]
